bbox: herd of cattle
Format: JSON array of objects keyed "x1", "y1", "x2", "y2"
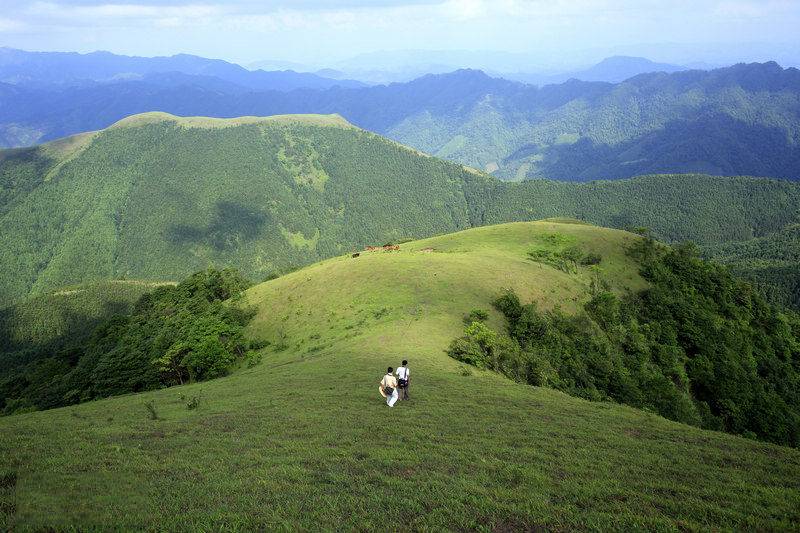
[{"x1": 351, "y1": 244, "x2": 401, "y2": 258}]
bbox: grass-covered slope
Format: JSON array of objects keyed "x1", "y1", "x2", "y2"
[
  {"x1": 2, "y1": 112, "x2": 799, "y2": 305},
  {"x1": 1, "y1": 222, "x2": 798, "y2": 530}
]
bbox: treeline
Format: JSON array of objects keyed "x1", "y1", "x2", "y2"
[
  {"x1": 0, "y1": 269, "x2": 259, "y2": 415},
  {"x1": 449, "y1": 238, "x2": 800, "y2": 447}
]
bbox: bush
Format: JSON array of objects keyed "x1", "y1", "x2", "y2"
[{"x1": 463, "y1": 308, "x2": 489, "y2": 324}]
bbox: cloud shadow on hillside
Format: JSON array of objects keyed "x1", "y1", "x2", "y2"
[
  {"x1": 167, "y1": 201, "x2": 269, "y2": 251},
  {"x1": 508, "y1": 114, "x2": 800, "y2": 182}
]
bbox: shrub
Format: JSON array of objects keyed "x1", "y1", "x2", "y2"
[{"x1": 463, "y1": 308, "x2": 489, "y2": 325}]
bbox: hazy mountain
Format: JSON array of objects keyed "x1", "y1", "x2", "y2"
[
  {"x1": 1, "y1": 60, "x2": 798, "y2": 181},
  {"x1": 0, "y1": 47, "x2": 366, "y2": 91},
  {"x1": 509, "y1": 56, "x2": 688, "y2": 85}
]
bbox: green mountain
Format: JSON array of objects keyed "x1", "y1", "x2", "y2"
[
  {"x1": 2, "y1": 221, "x2": 798, "y2": 529},
  {"x1": 2, "y1": 112, "x2": 799, "y2": 305},
  {"x1": 3, "y1": 62, "x2": 799, "y2": 181}
]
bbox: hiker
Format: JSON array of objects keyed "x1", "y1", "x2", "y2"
[
  {"x1": 380, "y1": 367, "x2": 399, "y2": 407},
  {"x1": 395, "y1": 360, "x2": 410, "y2": 401}
]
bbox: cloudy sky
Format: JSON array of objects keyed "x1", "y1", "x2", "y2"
[{"x1": 1, "y1": 0, "x2": 799, "y2": 68}]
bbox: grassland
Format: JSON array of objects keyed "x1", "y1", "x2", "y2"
[{"x1": 1, "y1": 221, "x2": 797, "y2": 530}]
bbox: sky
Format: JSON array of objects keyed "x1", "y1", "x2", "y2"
[{"x1": 1, "y1": 0, "x2": 799, "y2": 69}]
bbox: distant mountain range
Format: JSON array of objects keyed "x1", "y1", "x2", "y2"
[
  {"x1": 509, "y1": 56, "x2": 688, "y2": 85},
  {"x1": 0, "y1": 47, "x2": 366, "y2": 91},
  {"x1": 1, "y1": 49, "x2": 799, "y2": 181},
  {"x1": 248, "y1": 53, "x2": 692, "y2": 85}
]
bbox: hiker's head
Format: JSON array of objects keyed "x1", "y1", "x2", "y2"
[
  {"x1": 387, "y1": 367, "x2": 393, "y2": 373},
  {"x1": 402, "y1": 360, "x2": 408, "y2": 366}
]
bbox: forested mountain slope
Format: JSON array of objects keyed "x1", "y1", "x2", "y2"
[
  {"x1": 1, "y1": 62, "x2": 798, "y2": 181},
  {"x1": 705, "y1": 224, "x2": 800, "y2": 308},
  {"x1": 1, "y1": 112, "x2": 799, "y2": 304}
]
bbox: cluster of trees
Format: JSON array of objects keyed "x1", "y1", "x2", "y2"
[
  {"x1": 0, "y1": 269, "x2": 258, "y2": 415},
  {"x1": 449, "y1": 239, "x2": 800, "y2": 447}
]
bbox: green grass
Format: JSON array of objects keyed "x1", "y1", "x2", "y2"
[{"x1": 2, "y1": 221, "x2": 797, "y2": 530}]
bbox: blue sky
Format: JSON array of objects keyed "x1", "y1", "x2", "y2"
[{"x1": 1, "y1": 0, "x2": 799, "y2": 68}]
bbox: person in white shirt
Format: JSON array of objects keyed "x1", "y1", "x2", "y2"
[
  {"x1": 395, "y1": 360, "x2": 410, "y2": 401},
  {"x1": 381, "y1": 367, "x2": 399, "y2": 407}
]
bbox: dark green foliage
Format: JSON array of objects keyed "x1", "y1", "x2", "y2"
[
  {"x1": 0, "y1": 268, "x2": 255, "y2": 414},
  {"x1": 144, "y1": 400, "x2": 159, "y2": 420},
  {"x1": 463, "y1": 308, "x2": 489, "y2": 324},
  {"x1": 449, "y1": 243, "x2": 800, "y2": 446},
  {"x1": 704, "y1": 224, "x2": 800, "y2": 309}
]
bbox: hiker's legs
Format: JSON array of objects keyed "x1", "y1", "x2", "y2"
[
  {"x1": 387, "y1": 390, "x2": 399, "y2": 407},
  {"x1": 404, "y1": 383, "x2": 410, "y2": 400},
  {"x1": 397, "y1": 385, "x2": 406, "y2": 401}
]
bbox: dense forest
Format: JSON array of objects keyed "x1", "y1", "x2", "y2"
[
  {"x1": 2, "y1": 62, "x2": 799, "y2": 181},
  {"x1": 0, "y1": 269, "x2": 257, "y2": 414},
  {"x1": 1, "y1": 114, "x2": 799, "y2": 306},
  {"x1": 703, "y1": 225, "x2": 800, "y2": 309},
  {"x1": 449, "y1": 237, "x2": 800, "y2": 447}
]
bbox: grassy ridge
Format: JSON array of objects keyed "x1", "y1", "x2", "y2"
[
  {"x1": 1, "y1": 221, "x2": 798, "y2": 529},
  {"x1": 1, "y1": 113, "x2": 799, "y2": 305}
]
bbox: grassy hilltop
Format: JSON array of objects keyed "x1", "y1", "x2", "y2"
[
  {"x1": 1, "y1": 221, "x2": 798, "y2": 530},
  {"x1": 2, "y1": 111, "x2": 799, "y2": 306}
]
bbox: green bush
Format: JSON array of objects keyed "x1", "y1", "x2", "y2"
[{"x1": 463, "y1": 308, "x2": 489, "y2": 325}]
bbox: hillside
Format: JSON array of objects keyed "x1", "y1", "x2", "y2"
[
  {"x1": 0, "y1": 280, "x2": 174, "y2": 376},
  {"x1": 2, "y1": 114, "x2": 799, "y2": 305},
  {"x1": 1, "y1": 61, "x2": 799, "y2": 181},
  {"x1": 0, "y1": 112, "x2": 479, "y2": 303},
  {"x1": 705, "y1": 224, "x2": 800, "y2": 308},
  {"x1": 1, "y1": 222, "x2": 798, "y2": 529}
]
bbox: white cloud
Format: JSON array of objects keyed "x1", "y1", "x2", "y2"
[
  {"x1": 27, "y1": 2, "x2": 224, "y2": 23},
  {"x1": 0, "y1": 17, "x2": 26, "y2": 31}
]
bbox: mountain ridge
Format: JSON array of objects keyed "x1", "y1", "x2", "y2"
[
  {"x1": 2, "y1": 114, "x2": 799, "y2": 305},
  {"x1": 1, "y1": 61, "x2": 798, "y2": 181}
]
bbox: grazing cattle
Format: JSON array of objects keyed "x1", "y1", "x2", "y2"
[
  {"x1": 351, "y1": 253, "x2": 360, "y2": 258},
  {"x1": 364, "y1": 244, "x2": 400, "y2": 252}
]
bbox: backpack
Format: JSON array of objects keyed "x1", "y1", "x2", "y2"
[{"x1": 383, "y1": 376, "x2": 394, "y2": 396}]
